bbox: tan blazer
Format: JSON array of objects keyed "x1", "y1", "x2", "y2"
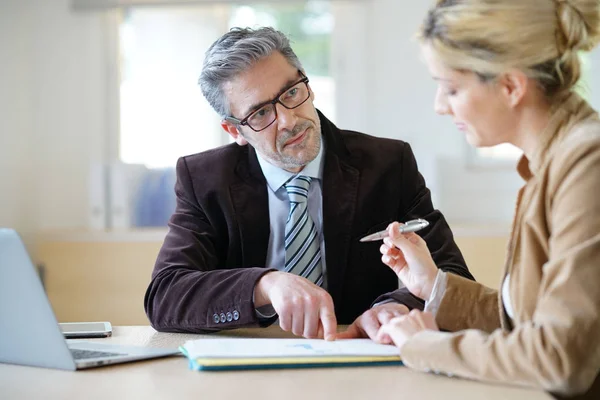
[{"x1": 400, "y1": 94, "x2": 600, "y2": 398}]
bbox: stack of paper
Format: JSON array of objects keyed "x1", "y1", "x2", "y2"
[{"x1": 180, "y1": 338, "x2": 402, "y2": 371}]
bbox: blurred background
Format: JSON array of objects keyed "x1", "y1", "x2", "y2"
[{"x1": 1, "y1": 0, "x2": 599, "y2": 325}]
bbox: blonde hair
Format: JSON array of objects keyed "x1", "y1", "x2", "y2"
[{"x1": 419, "y1": 0, "x2": 600, "y2": 102}]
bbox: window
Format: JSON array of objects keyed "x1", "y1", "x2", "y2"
[
  {"x1": 114, "y1": 2, "x2": 335, "y2": 227},
  {"x1": 119, "y1": 1, "x2": 334, "y2": 169}
]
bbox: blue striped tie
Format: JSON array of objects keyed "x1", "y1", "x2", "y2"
[{"x1": 283, "y1": 176, "x2": 323, "y2": 286}]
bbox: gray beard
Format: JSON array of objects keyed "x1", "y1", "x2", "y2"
[{"x1": 277, "y1": 122, "x2": 321, "y2": 169}]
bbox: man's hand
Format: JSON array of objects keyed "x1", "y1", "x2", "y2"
[
  {"x1": 376, "y1": 310, "x2": 439, "y2": 350},
  {"x1": 336, "y1": 302, "x2": 409, "y2": 342},
  {"x1": 254, "y1": 271, "x2": 337, "y2": 341}
]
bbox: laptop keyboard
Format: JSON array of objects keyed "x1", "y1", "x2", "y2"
[{"x1": 70, "y1": 349, "x2": 127, "y2": 360}]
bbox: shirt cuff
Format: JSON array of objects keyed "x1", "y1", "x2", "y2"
[
  {"x1": 252, "y1": 291, "x2": 277, "y2": 320},
  {"x1": 423, "y1": 270, "x2": 448, "y2": 317},
  {"x1": 255, "y1": 304, "x2": 277, "y2": 319},
  {"x1": 372, "y1": 299, "x2": 399, "y2": 308}
]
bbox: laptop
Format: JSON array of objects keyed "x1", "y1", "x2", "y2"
[{"x1": 0, "y1": 228, "x2": 179, "y2": 370}]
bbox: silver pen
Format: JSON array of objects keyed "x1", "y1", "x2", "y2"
[{"x1": 359, "y1": 218, "x2": 429, "y2": 242}]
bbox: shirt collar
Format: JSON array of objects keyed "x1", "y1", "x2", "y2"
[{"x1": 256, "y1": 137, "x2": 325, "y2": 193}]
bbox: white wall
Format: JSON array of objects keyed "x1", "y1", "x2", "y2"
[
  {"x1": 31, "y1": 0, "x2": 108, "y2": 231},
  {"x1": 0, "y1": 0, "x2": 34, "y2": 234},
  {"x1": 1, "y1": 0, "x2": 108, "y2": 233}
]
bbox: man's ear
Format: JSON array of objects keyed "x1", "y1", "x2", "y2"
[
  {"x1": 221, "y1": 120, "x2": 248, "y2": 146},
  {"x1": 497, "y1": 69, "x2": 528, "y2": 108}
]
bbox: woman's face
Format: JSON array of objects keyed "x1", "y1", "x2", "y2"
[{"x1": 422, "y1": 44, "x2": 516, "y2": 148}]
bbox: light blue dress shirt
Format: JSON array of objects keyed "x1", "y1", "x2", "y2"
[{"x1": 254, "y1": 141, "x2": 327, "y2": 318}]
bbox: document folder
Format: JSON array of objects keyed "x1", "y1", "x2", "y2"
[{"x1": 180, "y1": 338, "x2": 403, "y2": 371}]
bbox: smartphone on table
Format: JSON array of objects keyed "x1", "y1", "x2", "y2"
[{"x1": 59, "y1": 321, "x2": 112, "y2": 338}]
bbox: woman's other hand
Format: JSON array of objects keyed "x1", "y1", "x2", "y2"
[{"x1": 376, "y1": 310, "x2": 439, "y2": 350}]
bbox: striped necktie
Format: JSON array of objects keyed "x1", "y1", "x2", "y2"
[{"x1": 283, "y1": 175, "x2": 323, "y2": 287}]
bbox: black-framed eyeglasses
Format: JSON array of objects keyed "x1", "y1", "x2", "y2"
[{"x1": 225, "y1": 70, "x2": 310, "y2": 132}]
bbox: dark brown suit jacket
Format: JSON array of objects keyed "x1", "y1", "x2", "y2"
[{"x1": 144, "y1": 111, "x2": 472, "y2": 333}]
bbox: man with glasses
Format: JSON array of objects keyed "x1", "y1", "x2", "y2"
[
  {"x1": 144, "y1": 27, "x2": 473, "y2": 341},
  {"x1": 224, "y1": 69, "x2": 310, "y2": 134}
]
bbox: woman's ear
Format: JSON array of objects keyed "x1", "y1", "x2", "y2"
[
  {"x1": 221, "y1": 121, "x2": 248, "y2": 146},
  {"x1": 498, "y1": 69, "x2": 529, "y2": 108}
]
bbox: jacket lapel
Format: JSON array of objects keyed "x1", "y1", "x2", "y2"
[
  {"x1": 321, "y1": 114, "x2": 360, "y2": 306},
  {"x1": 230, "y1": 146, "x2": 270, "y2": 267}
]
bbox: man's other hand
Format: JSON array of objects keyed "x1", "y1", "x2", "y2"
[
  {"x1": 254, "y1": 271, "x2": 337, "y2": 341},
  {"x1": 336, "y1": 303, "x2": 409, "y2": 342}
]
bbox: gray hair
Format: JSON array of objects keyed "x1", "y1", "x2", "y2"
[{"x1": 199, "y1": 27, "x2": 304, "y2": 118}]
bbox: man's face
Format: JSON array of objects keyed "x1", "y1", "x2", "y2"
[{"x1": 221, "y1": 52, "x2": 322, "y2": 173}]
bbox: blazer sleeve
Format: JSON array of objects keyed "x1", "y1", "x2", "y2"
[
  {"x1": 144, "y1": 157, "x2": 275, "y2": 333},
  {"x1": 434, "y1": 273, "x2": 501, "y2": 332},
  {"x1": 399, "y1": 136, "x2": 600, "y2": 396},
  {"x1": 373, "y1": 143, "x2": 474, "y2": 310}
]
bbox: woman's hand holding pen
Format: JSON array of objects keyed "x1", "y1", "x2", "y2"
[
  {"x1": 380, "y1": 222, "x2": 438, "y2": 300},
  {"x1": 377, "y1": 222, "x2": 440, "y2": 349}
]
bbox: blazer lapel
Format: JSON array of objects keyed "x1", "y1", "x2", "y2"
[
  {"x1": 321, "y1": 116, "x2": 360, "y2": 306},
  {"x1": 230, "y1": 146, "x2": 270, "y2": 268},
  {"x1": 499, "y1": 184, "x2": 527, "y2": 330}
]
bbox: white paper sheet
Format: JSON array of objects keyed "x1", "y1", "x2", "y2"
[{"x1": 183, "y1": 338, "x2": 400, "y2": 359}]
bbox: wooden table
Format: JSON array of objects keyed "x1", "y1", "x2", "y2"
[{"x1": 0, "y1": 326, "x2": 552, "y2": 399}]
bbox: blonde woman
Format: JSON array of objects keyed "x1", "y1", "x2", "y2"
[{"x1": 371, "y1": 0, "x2": 600, "y2": 397}]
